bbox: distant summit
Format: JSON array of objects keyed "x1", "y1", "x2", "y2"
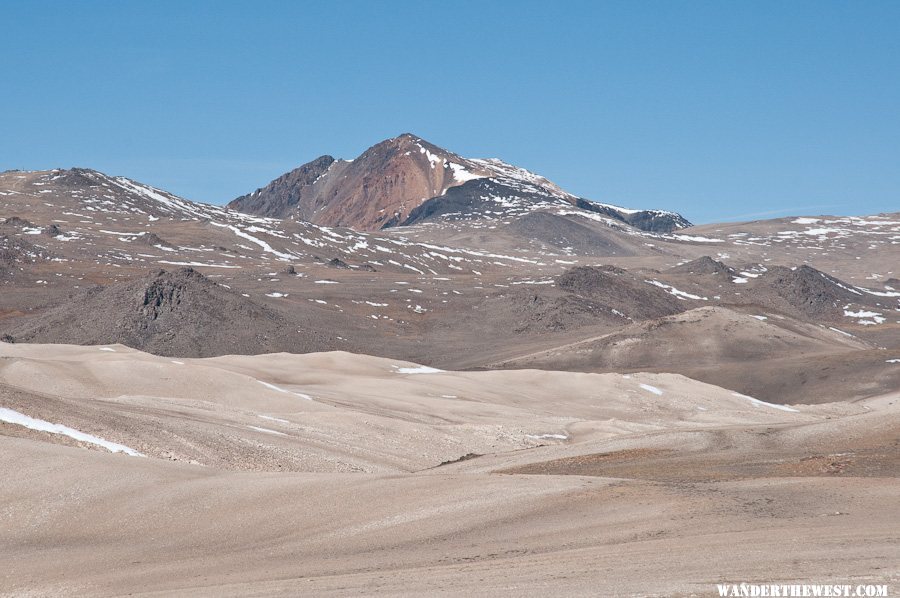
[
  {"x1": 229, "y1": 134, "x2": 490, "y2": 229},
  {"x1": 228, "y1": 134, "x2": 691, "y2": 232}
]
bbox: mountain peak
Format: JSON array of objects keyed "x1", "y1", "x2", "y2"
[
  {"x1": 226, "y1": 135, "x2": 690, "y2": 232},
  {"x1": 229, "y1": 135, "x2": 488, "y2": 228}
]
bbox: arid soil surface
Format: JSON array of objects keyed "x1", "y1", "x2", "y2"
[
  {"x1": 1, "y1": 343, "x2": 897, "y2": 596},
  {"x1": 2, "y1": 141, "x2": 899, "y2": 596}
]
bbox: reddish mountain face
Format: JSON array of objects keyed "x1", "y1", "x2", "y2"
[
  {"x1": 228, "y1": 133, "x2": 691, "y2": 232},
  {"x1": 229, "y1": 134, "x2": 490, "y2": 229}
]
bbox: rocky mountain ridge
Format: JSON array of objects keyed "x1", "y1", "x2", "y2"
[{"x1": 227, "y1": 133, "x2": 691, "y2": 233}]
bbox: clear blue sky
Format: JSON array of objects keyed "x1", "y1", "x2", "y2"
[{"x1": 3, "y1": 1, "x2": 899, "y2": 223}]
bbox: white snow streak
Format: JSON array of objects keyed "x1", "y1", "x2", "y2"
[
  {"x1": 0, "y1": 407, "x2": 144, "y2": 456},
  {"x1": 394, "y1": 365, "x2": 444, "y2": 374},
  {"x1": 731, "y1": 392, "x2": 799, "y2": 413},
  {"x1": 257, "y1": 380, "x2": 313, "y2": 400}
]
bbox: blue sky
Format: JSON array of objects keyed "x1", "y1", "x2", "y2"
[{"x1": 2, "y1": 1, "x2": 898, "y2": 223}]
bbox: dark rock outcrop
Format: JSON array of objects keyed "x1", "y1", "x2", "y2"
[
  {"x1": 556, "y1": 265, "x2": 688, "y2": 320},
  {"x1": 3, "y1": 268, "x2": 336, "y2": 357},
  {"x1": 669, "y1": 256, "x2": 734, "y2": 276},
  {"x1": 758, "y1": 265, "x2": 864, "y2": 319}
]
